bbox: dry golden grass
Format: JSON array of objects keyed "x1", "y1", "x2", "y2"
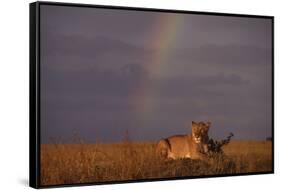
[{"x1": 40, "y1": 140, "x2": 272, "y2": 186}]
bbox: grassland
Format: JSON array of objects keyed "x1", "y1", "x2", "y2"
[{"x1": 40, "y1": 140, "x2": 272, "y2": 186}]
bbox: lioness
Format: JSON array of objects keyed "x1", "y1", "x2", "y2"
[{"x1": 156, "y1": 121, "x2": 210, "y2": 160}]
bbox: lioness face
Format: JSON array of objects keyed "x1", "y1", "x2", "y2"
[{"x1": 191, "y1": 121, "x2": 210, "y2": 144}]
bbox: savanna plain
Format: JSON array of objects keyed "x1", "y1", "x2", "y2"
[{"x1": 41, "y1": 140, "x2": 272, "y2": 186}]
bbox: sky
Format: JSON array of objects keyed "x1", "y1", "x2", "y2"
[{"x1": 40, "y1": 4, "x2": 273, "y2": 143}]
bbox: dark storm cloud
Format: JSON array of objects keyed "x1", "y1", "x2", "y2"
[
  {"x1": 43, "y1": 34, "x2": 151, "y2": 60},
  {"x1": 174, "y1": 45, "x2": 271, "y2": 66},
  {"x1": 40, "y1": 4, "x2": 272, "y2": 143}
]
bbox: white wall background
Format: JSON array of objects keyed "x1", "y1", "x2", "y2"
[{"x1": 0, "y1": 0, "x2": 279, "y2": 189}]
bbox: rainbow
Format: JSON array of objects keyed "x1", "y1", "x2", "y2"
[{"x1": 131, "y1": 13, "x2": 186, "y2": 123}]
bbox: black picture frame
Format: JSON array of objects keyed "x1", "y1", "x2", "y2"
[{"x1": 30, "y1": 1, "x2": 274, "y2": 188}]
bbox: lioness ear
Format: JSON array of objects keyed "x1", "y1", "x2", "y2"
[
  {"x1": 204, "y1": 122, "x2": 211, "y2": 131},
  {"x1": 191, "y1": 121, "x2": 199, "y2": 130}
]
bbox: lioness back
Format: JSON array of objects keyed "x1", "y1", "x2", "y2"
[{"x1": 166, "y1": 135, "x2": 193, "y2": 159}]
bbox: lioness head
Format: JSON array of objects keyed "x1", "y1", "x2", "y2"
[{"x1": 191, "y1": 121, "x2": 210, "y2": 144}]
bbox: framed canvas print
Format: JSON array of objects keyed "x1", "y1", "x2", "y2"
[{"x1": 29, "y1": 1, "x2": 274, "y2": 188}]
